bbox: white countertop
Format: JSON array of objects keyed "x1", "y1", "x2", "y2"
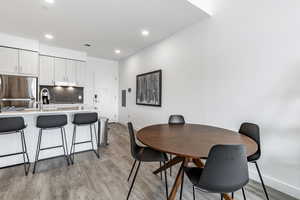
[{"x1": 0, "y1": 105, "x2": 99, "y2": 116}]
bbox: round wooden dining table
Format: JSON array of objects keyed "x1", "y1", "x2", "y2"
[{"x1": 137, "y1": 124, "x2": 258, "y2": 200}]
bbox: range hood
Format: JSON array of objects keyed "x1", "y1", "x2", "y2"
[{"x1": 55, "y1": 81, "x2": 77, "y2": 87}]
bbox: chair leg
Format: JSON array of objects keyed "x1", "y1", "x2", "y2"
[
  {"x1": 33, "y1": 129, "x2": 42, "y2": 174},
  {"x1": 242, "y1": 187, "x2": 247, "y2": 200},
  {"x1": 126, "y1": 161, "x2": 141, "y2": 200},
  {"x1": 90, "y1": 124, "x2": 95, "y2": 150},
  {"x1": 254, "y1": 161, "x2": 269, "y2": 200},
  {"x1": 163, "y1": 161, "x2": 169, "y2": 198},
  {"x1": 169, "y1": 154, "x2": 172, "y2": 176},
  {"x1": 20, "y1": 131, "x2": 30, "y2": 175},
  {"x1": 90, "y1": 124, "x2": 100, "y2": 159},
  {"x1": 221, "y1": 193, "x2": 224, "y2": 200},
  {"x1": 21, "y1": 130, "x2": 30, "y2": 172},
  {"x1": 160, "y1": 162, "x2": 163, "y2": 180},
  {"x1": 231, "y1": 192, "x2": 234, "y2": 199},
  {"x1": 60, "y1": 127, "x2": 69, "y2": 165},
  {"x1": 192, "y1": 185, "x2": 196, "y2": 200},
  {"x1": 70, "y1": 125, "x2": 77, "y2": 164},
  {"x1": 127, "y1": 160, "x2": 137, "y2": 182},
  {"x1": 62, "y1": 127, "x2": 69, "y2": 159},
  {"x1": 93, "y1": 123, "x2": 100, "y2": 156},
  {"x1": 180, "y1": 169, "x2": 184, "y2": 200}
]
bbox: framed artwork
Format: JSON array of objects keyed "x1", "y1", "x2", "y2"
[{"x1": 136, "y1": 70, "x2": 162, "y2": 107}]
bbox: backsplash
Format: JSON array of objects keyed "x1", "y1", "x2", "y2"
[{"x1": 39, "y1": 85, "x2": 84, "y2": 104}]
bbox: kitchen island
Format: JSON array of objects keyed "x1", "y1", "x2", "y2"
[{"x1": 0, "y1": 107, "x2": 107, "y2": 168}]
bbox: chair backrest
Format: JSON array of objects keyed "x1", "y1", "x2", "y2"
[
  {"x1": 127, "y1": 122, "x2": 140, "y2": 159},
  {"x1": 0, "y1": 117, "x2": 26, "y2": 134},
  {"x1": 239, "y1": 122, "x2": 261, "y2": 159},
  {"x1": 73, "y1": 112, "x2": 98, "y2": 125},
  {"x1": 37, "y1": 114, "x2": 67, "y2": 129},
  {"x1": 198, "y1": 145, "x2": 249, "y2": 193},
  {"x1": 168, "y1": 115, "x2": 185, "y2": 125}
]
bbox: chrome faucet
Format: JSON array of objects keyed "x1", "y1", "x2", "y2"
[{"x1": 39, "y1": 88, "x2": 51, "y2": 111}]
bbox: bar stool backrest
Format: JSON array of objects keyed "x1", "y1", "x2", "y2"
[
  {"x1": 0, "y1": 117, "x2": 26, "y2": 134},
  {"x1": 73, "y1": 112, "x2": 98, "y2": 125},
  {"x1": 37, "y1": 115, "x2": 68, "y2": 129}
]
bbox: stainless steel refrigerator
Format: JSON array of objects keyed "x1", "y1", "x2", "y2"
[{"x1": 0, "y1": 75, "x2": 37, "y2": 111}]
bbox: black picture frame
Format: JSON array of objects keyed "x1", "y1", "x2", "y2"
[{"x1": 136, "y1": 69, "x2": 162, "y2": 107}]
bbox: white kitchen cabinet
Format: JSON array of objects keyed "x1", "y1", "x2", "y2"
[
  {"x1": 66, "y1": 59, "x2": 76, "y2": 84},
  {"x1": 54, "y1": 57, "x2": 67, "y2": 83},
  {"x1": 39, "y1": 55, "x2": 54, "y2": 85},
  {"x1": 19, "y1": 50, "x2": 39, "y2": 76},
  {"x1": 0, "y1": 47, "x2": 19, "y2": 74},
  {"x1": 76, "y1": 61, "x2": 87, "y2": 86}
]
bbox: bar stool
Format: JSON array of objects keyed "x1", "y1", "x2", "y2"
[
  {"x1": 33, "y1": 114, "x2": 69, "y2": 174},
  {"x1": 70, "y1": 112, "x2": 100, "y2": 164},
  {"x1": 0, "y1": 117, "x2": 30, "y2": 175}
]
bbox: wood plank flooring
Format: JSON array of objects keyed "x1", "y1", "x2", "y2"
[{"x1": 0, "y1": 123, "x2": 298, "y2": 200}]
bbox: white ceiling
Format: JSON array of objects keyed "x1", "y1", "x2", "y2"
[{"x1": 0, "y1": 0, "x2": 208, "y2": 60}]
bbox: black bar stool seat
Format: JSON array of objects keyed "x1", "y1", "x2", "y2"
[
  {"x1": 33, "y1": 114, "x2": 69, "y2": 174},
  {"x1": 70, "y1": 112, "x2": 100, "y2": 164},
  {"x1": 73, "y1": 112, "x2": 98, "y2": 125},
  {"x1": 36, "y1": 115, "x2": 68, "y2": 129},
  {"x1": 0, "y1": 117, "x2": 30, "y2": 175}
]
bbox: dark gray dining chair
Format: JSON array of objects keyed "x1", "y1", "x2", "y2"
[
  {"x1": 168, "y1": 114, "x2": 185, "y2": 176},
  {"x1": 168, "y1": 115, "x2": 185, "y2": 125},
  {"x1": 232, "y1": 122, "x2": 269, "y2": 200},
  {"x1": 126, "y1": 122, "x2": 169, "y2": 200},
  {"x1": 180, "y1": 144, "x2": 249, "y2": 200}
]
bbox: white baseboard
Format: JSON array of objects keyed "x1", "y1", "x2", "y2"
[{"x1": 249, "y1": 169, "x2": 300, "y2": 199}]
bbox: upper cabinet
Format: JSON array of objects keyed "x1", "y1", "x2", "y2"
[
  {"x1": 76, "y1": 61, "x2": 87, "y2": 86},
  {"x1": 19, "y1": 50, "x2": 39, "y2": 76},
  {"x1": 39, "y1": 55, "x2": 54, "y2": 85},
  {"x1": 0, "y1": 47, "x2": 19, "y2": 74},
  {"x1": 0, "y1": 47, "x2": 38, "y2": 76},
  {"x1": 53, "y1": 57, "x2": 84, "y2": 86},
  {"x1": 66, "y1": 59, "x2": 77, "y2": 84},
  {"x1": 54, "y1": 57, "x2": 67, "y2": 83}
]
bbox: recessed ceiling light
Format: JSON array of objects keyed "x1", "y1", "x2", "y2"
[
  {"x1": 115, "y1": 49, "x2": 121, "y2": 54},
  {"x1": 45, "y1": 0, "x2": 55, "y2": 4},
  {"x1": 141, "y1": 30, "x2": 150, "y2": 36},
  {"x1": 44, "y1": 34, "x2": 54, "y2": 40}
]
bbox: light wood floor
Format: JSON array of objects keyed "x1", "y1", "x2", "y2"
[{"x1": 0, "y1": 123, "x2": 297, "y2": 200}]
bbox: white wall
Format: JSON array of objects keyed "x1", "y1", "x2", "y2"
[
  {"x1": 87, "y1": 57, "x2": 119, "y2": 122},
  {"x1": 119, "y1": 0, "x2": 300, "y2": 198}
]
